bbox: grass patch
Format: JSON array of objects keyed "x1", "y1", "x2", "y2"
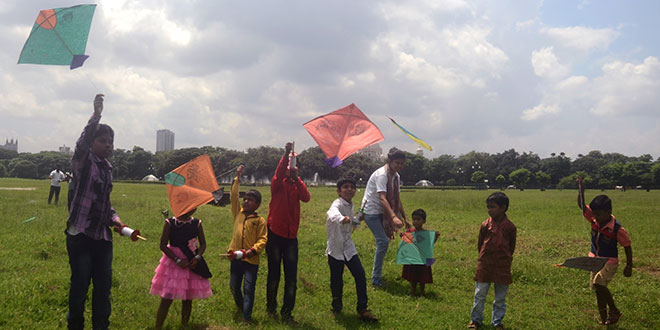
[{"x1": 1, "y1": 178, "x2": 659, "y2": 329}]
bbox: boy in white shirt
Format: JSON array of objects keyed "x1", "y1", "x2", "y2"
[{"x1": 326, "y1": 178, "x2": 377, "y2": 322}]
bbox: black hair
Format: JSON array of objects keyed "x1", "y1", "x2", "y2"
[
  {"x1": 95, "y1": 124, "x2": 114, "y2": 139},
  {"x1": 411, "y1": 208, "x2": 426, "y2": 220},
  {"x1": 590, "y1": 195, "x2": 612, "y2": 211},
  {"x1": 336, "y1": 178, "x2": 356, "y2": 190},
  {"x1": 245, "y1": 189, "x2": 262, "y2": 205},
  {"x1": 387, "y1": 147, "x2": 406, "y2": 162},
  {"x1": 486, "y1": 192, "x2": 509, "y2": 212}
]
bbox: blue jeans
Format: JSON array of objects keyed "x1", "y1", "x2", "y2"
[
  {"x1": 266, "y1": 229, "x2": 298, "y2": 318},
  {"x1": 66, "y1": 233, "x2": 113, "y2": 330},
  {"x1": 328, "y1": 255, "x2": 368, "y2": 313},
  {"x1": 470, "y1": 282, "x2": 509, "y2": 326},
  {"x1": 229, "y1": 260, "x2": 259, "y2": 321},
  {"x1": 364, "y1": 213, "x2": 389, "y2": 284}
]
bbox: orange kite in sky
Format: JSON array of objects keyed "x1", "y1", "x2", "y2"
[
  {"x1": 165, "y1": 154, "x2": 220, "y2": 217},
  {"x1": 303, "y1": 103, "x2": 384, "y2": 167}
]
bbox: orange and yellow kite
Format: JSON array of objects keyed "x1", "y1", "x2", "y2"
[{"x1": 165, "y1": 154, "x2": 220, "y2": 217}]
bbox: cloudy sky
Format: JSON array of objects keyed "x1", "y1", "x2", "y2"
[{"x1": 2, "y1": 0, "x2": 659, "y2": 160}]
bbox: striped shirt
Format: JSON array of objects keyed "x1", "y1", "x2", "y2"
[{"x1": 66, "y1": 114, "x2": 118, "y2": 241}]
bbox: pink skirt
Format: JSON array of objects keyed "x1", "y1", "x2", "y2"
[{"x1": 149, "y1": 245, "x2": 212, "y2": 300}]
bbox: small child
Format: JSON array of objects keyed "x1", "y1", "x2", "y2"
[
  {"x1": 326, "y1": 178, "x2": 378, "y2": 322},
  {"x1": 401, "y1": 209, "x2": 439, "y2": 297},
  {"x1": 468, "y1": 192, "x2": 517, "y2": 330},
  {"x1": 227, "y1": 165, "x2": 268, "y2": 322},
  {"x1": 577, "y1": 177, "x2": 632, "y2": 325},
  {"x1": 150, "y1": 208, "x2": 212, "y2": 330}
]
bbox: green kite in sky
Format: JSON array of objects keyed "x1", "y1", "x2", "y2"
[{"x1": 18, "y1": 4, "x2": 97, "y2": 70}]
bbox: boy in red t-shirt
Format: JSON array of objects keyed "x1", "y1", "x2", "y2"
[{"x1": 577, "y1": 177, "x2": 633, "y2": 325}]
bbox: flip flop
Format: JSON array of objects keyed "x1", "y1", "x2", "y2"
[{"x1": 605, "y1": 310, "x2": 622, "y2": 325}]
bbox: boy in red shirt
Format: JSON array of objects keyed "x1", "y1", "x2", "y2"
[
  {"x1": 266, "y1": 142, "x2": 311, "y2": 322},
  {"x1": 468, "y1": 192, "x2": 516, "y2": 330},
  {"x1": 577, "y1": 177, "x2": 632, "y2": 325}
]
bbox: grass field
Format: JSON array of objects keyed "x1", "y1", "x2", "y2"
[{"x1": 1, "y1": 178, "x2": 659, "y2": 329}]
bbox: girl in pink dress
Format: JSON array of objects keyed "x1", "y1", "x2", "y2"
[{"x1": 150, "y1": 208, "x2": 212, "y2": 330}]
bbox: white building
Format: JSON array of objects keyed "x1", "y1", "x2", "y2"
[
  {"x1": 358, "y1": 143, "x2": 383, "y2": 162},
  {"x1": 156, "y1": 129, "x2": 175, "y2": 152},
  {"x1": 59, "y1": 144, "x2": 73, "y2": 156}
]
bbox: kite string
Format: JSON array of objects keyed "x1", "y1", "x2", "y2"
[{"x1": 80, "y1": 69, "x2": 100, "y2": 92}]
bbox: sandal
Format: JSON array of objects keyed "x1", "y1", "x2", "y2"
[
  {"x1": 605, "y1": 310, "x2": 622, "y2": 325},
  {"x1": 467, "y1": 321, "x2": 480, "y2": 329}
]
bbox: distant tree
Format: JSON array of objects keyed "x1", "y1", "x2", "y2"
[
  {"x1": 9, "y1": 159, "x2": 38, "y2": 178},
  {"x1": 598, "y1": 162, "x2": 624, "y2": 185},
  {"x1": 244, "y1": 146, "x2": 284, "y2": 180},
  {"x1": 621, "y1": 161, "x2": 650, "y2": 187},
  {"x1": 535, "y1": 171, "x2": 551, "y2": 190},
  {"x1": 399, "y1": 152, "x2": 427, "y2": 184},
  {"x1": 154, "y1": 148, "x2": 206, "y2": 178},
  {"x1": 298, "y1": 146, "x2": 335, "y2": 181},
  {"x1": 640, "y1": 173, "x2": 653, "y2": 190},
  {"x1": 426, "y1": 154, "x2": 455, "y2": 185},
  {"x1": 598, "y1": 178, "x2": 613, "y2": 189},
  {"x1": 651, "y1": 163, "x2": 660, "y2": 185},
  {"x1": 0, "y1": 163, "x2": 6, "y2": 177},
  {"x1": 495, "y1": 174, "x2": 507, "y2": 188},
  {"x1": 541, "y1": 154, "x2": 571, "y2": 184},
  {"x1": 558, "y1": 171, "x2": 592, "y2": 189},
  {"x1": 471, "y1": 170, "x2": 487, "y2": 184},
  {"x1": 127, "y1": 146, "x2": 154, "y2": 180},
  {"x1": 339, "y1": 153, "x2": 380, "y2": 184},
  {"x1": 110, "y1": 149, "x2": 131, "y2": 179},
  {"x1": 0, "y1": 148, "x2": 18, "y2": 160},
  {"x1": 509, "y1": 168, "x2": 531, "y2": 190},
  {"x1": 446, "y1": 178, "x2": 457, "y2": 186}
]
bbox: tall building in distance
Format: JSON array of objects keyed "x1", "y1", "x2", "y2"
[
  {"x1": 156, "y1": 129, "x2": 175, "y2": 152},
  {"x1": 1, "y1": 138, "x2": 18, "y2": 152}
]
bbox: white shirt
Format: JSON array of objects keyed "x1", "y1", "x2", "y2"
[
  {"x1": 325, "y1": 197, "x2": 359, "y2": 260},
  {"x1": 50, "y1": 170, "x2": 66, "y2": 187},
  {"x1": 360, "y1": 165, "x2": 399, "y2": 215}
]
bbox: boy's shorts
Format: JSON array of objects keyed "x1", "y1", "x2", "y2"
[{"x1": 590, "y1": 263, "x2": 618, "y2": 290}]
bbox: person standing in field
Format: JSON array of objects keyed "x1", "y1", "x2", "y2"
[
  {"x1": 325, "y1": 178, "x2": 378, "y2": 322},
  {"x1": 65, "y1": 94, "x2": 124, "y2": 330},
  {"x1": 468, "y1": 192, "x2": 516, "y2": 330},
  {"x1": 577, "y1": 177, "x2": 633, "y2": 325},
  {"x1": 400, "y1": 208, "x2": 439, "y2": 297},
  {"x1": 48, "y1": 164, "x2": 66, "y2": 205},
  {"x1": 360, "y1": 147, "x2": 410, "y2": 287},
  {"x1": 227, "y1": 165, "x2": 268, "y2": 323},
  {"x1": 265, "y1": 142, "x2": 311, "y2": 323}
]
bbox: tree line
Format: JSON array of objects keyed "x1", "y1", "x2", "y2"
[{"x1": 1, "y1": 146, "x2": 659, "y2": 189}]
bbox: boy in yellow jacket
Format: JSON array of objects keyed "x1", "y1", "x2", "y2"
[{"x1": 227, "y1": 165, "x2": 268, "y2": 322}]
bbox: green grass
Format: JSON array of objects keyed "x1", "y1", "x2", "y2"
[{"x1": 1, "y1": 178, "x2": 659, "y2": 329}]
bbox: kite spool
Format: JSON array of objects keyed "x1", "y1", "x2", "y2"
[
  {"x1": 119, "y1": 225, "x2": 145, "y2": 241},
  {"x1": 235, "y1": 250, "x2": 244, "y2": 260},
  {"x1": 288, "y1": 142, "x2": 297, "y2": 169}
]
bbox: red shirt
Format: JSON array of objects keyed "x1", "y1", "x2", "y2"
[
  {"x1": 267, "y1": 156, "x2": 311, "y2": 238},
  {"x1": 474, "y1": 216, "x2": 517, "y2": 285}
]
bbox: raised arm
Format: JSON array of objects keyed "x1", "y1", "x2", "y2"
[
  {"x1": 327, "y1": 200, "x2": 351, "y2": 224},
  {"x1": 577, "y1": 176, "x2": 586, "y2": 213},
  {"x1": 72, "y1": 94, "x2": 104, "y2": 164},
  {"x1": 230, "y1": 165, "x2": 243, "y2": 218}
]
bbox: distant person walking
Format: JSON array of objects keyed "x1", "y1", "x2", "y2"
[
  {"x1": 360, "y1": 147, "x2": 410, "y2": 287},
  {"x1": 48, "y1": 164, "x2": 66, "y2": 205}
]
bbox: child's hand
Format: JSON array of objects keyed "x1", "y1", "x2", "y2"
[
  {"x1": 392, "y1": 216, "x2": 403, "y2": 229},
  {"x1": 341, "y1": 216, "x2": 351, "y2": 224},
  {"x1": 227, "y1": 249, "x2": 236, "y2": 261},
  {"x1": 237, "y1": 164, "x2": 244, "y2": 177},
  {"x1": 624, "y1": 264, "x2": 632, "y2": 277},
  {"x1": 176, "y1": 258, "x2": 189, "y2": 269},
  {"x1": 190, "y1": 258, "x2": 199, "y2": 269},
  {"x1": 93, "y1": 94, "x2": 104, "y2": 115}
]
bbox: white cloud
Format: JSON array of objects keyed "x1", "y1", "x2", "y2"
[
  {"x1": 531, "y1": 47, "x2": 568, "y2": 79},
  {"x1": 541, "y1": 26, "x2": 619, "y2": 52},
  {"x1": 590, "y1": 56, "x2": 660, "y2": 116},
  {"x1": 521, "y1": 103, "x2": 560, "y2": 121}
]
